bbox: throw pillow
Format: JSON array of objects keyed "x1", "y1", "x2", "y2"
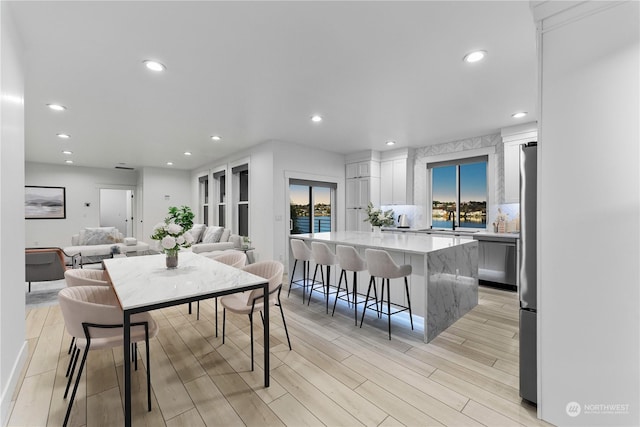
[
  {"x1": 78, "y1": 229, "x2": 87, "y2": 245},
  {"x1": 219, "y1": 228, "x2": 230, "y2": 243},
  {"x1": 201, "y1": 226, "x2": 224, "y2": 244},
  {"x1": 84, "y1": 227, "x2": 118, "y2": 246},
  {"x1": 189, "y1": 223, "x2": 207, "y2": 243}
]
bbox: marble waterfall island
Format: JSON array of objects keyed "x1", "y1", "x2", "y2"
[{"x1": 290, "y1": 231, "x2": 478, "y2": 342}]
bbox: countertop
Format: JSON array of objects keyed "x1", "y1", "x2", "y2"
[
  {"x1": 291, "y1": 231, "x2": 476, "y2": 255},
  {"x1": 382, "y1": 227, "x2": 519, "y2": 242}
]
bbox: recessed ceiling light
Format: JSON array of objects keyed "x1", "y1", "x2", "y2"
[
  {"x1": 184, "y1": 151, "x2": 192, "y2": 156},
  {"x1": 62, "y1": 150, "x2": 73, "y2": 155},
  {"x1": 311, "y1": 115, "x2": 323, "y2": 123},
  {"x1": 386, "y1": 140, "x2": 396, "y2": 146},
  {"x1": 512, "y1": 112, "x2": 528, "y2": 119},
  {"x1": 47, "y1": 103, "x2": 66, "y2": 111},
  {"x1": 143, "y1": 60, "x2": 166, "y2": 72},
  {"x1": 463, "y1": 50, "x2": 487, "y2": 63},
  {"x1": 65, "y1": 160, "x2": 73, "y2": 164},
  {"x1": 57, "y1": 133, "x2": 71, "y2": 139},
  {"x1": 211, "y1": 135, "x2": 221, "y2": 141},
  {"x1": 166, "y1": 162, "x2": 173, "y2": 166}
]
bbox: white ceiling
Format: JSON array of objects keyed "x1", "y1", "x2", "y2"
[{"x1": 9, "y1": 1, "x2": 537, "y2": 171}]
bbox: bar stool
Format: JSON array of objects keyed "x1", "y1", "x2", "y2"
[
  {"x1": 308, "y1": 242, "x2": 338, "y2": 314},
  {"x1": 333, "y1": 245, "x2": 370, "y2": 325},
  {"x1": 360, "y1": 248, "x2": 414, "y2": 340},
  {"x1": 288, "y1": 239, "x2": 315, "y2": 303}
]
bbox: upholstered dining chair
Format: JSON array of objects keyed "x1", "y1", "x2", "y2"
[
  {"x1": 196, "y1": 251, "x2": 247, "y2": 327},
  {"x1": 58, "y1": 285, "x2": 158, "y2": 427},
  {"x1": 220, "y1": 260, "x2": 291, "y2": 371},
  {"x1": 64, "y1": 268, "x2": 109, "y2": 286},
  {"x1": 63, "y1": 268, "x2": 109, "y2": 356}
]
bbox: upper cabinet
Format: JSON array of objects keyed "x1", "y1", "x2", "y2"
[
  {"x1": 502, "y1": 123, "x2": 537, "y2": 203},
  {"x1": 346, "y1": 160, "x2": 379, "y2": 179},
  {"x1": 345, "y1": 153, "x2": 381, "y2": 231},
  {"x1": 380, "y1": 149, "x2": 414, "y2": 205}
]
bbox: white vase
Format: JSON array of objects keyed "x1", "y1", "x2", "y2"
[{"x1": 372, "y1": 226, "x2": 382, "y2": 236}]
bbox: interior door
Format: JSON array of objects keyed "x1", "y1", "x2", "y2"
[{"x1": 100, "y1": 188, "x2": 133, "y2": 236}]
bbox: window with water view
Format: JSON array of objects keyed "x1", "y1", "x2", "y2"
[
  {"x1": 289, "y1": 181, "x2": 335, "y2": 234},
  {"x1": 431, "y1": 158, "x2": 487, "y2": 229}
]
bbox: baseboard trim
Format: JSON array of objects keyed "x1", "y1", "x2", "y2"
[{"x1": 0, "y1": 340, "x2": 28, "y2": 427}]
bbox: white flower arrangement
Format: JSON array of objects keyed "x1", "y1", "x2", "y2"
[
  {"x1": 364, "y1": 202, "x2": 395, "y2": 227},
  {"x1": 150, "y1": 206, "x2": 195, "y2": 255}
]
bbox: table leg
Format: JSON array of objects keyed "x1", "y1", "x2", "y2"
[
  {"x1": 124, "y1": 310, "x2": 132, "y2": 427},
  {"x1": 263, "y1": 281, "x2": 270, "y2": 387}
]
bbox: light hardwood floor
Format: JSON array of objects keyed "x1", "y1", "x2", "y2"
[{"x1": 9, "y1": 283, "x2": 548, "y2": 427}]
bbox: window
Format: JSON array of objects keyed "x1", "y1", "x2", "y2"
[
  {"x1": 198, "y1": 175, "x2": 209, "y2": 226},
  {"x1": 213, "y1": 170, "x2": 226, "y2": 227},
  {"x1": 429, "y1": 156, "x2": 487, "y2": 229},
  {"x1": 289, "y1": 179, "x2": 336, "y2": 234},
  {"x1": 232, "y1": 164, "x2": 249, "y2": 236}
]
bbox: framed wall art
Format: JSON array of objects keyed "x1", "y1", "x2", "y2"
[{"x1": 25, "y1": 186, "x2": 66, "y2": 219}]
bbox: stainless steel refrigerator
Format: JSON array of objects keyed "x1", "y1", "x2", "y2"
[{"x1": 519, "y1": 142, "x2": 537, "y2": 404}]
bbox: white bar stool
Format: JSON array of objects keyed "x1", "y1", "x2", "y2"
[
  {"x1": 360, "y1": 248, "x2": 414, "y2": 340},
  {"x1": 309, "y1": 242, "x2": 338, "y2": 314},
  {"x1": 288, "y1": 239, "x2": 315, "y2": 303},
  {"x1": 333, "y1": 245, "x2": 370, "y2": 325}
]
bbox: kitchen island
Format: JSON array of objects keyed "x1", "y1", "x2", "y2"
[{"x1": 290, "y1": 231, "x2": 478, "y2": 342}]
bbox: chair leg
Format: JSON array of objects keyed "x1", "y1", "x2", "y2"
[
  {"x1": 379, "y1": 278, "x2": 385, "y2": 319},
  {"x1": 63, "y1": 345, "x2": 89, "y2": 427},
  {"x1": 197, "y1": 301, "x2": 200, "y2": 320},
  {"x1": 64, "y1": 347, "x2": 80, "y2": 398},
  {"x1": 353, "y1": 271, "x2": 358, "y2": 326},
  {"x1": 307, "y1": 264, "x2": 320, "y2": 306},
  {"x1": 359, "y1": 276, "x2": 375, "y2": 328},
  {"x1": 249, "y1": 312, "x2": 254, "y2": 371},
  {"x1": 387, "y1": 279, "x2": 392, "y2": 340},
  {"x1": 405, "y1": 277, "x2": 414, "y2": 330},
  {"x1": 325, "y1": 265, "x2": 331, "y2": 314},
  {"x1": 287, "y1": 259, "x2": 298, "y2": 297},
  {"x1": 67, "y1": 336, "x2": 75, "y2": 355},
  {"x1": 65, "y1": 344, "x2": 77, "y2": 378},
  {"x1": 215, "y1": 297, "x2": 219, "y2": 337},
  {"x1": 278, "y1": 297, "x2": 292, "y2": 351},
  {"x1": 331, "y1": 269, "x2": 346, "y2": 316},
  {"x1": 222, "y1": 308, "x2": 226, "y2": 344}
]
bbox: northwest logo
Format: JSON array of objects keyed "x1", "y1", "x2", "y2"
[{"x1": 566, "y1": 402, "x2": 581, "y2": 417}]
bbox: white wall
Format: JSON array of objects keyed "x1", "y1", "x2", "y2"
[
  {"x1": 25, "y1": 162, "x2": 138, "y2": 247},
  {"x1": 534, "y1": 1, "x2": 639, "y2": 425},
  {"x1": 0, "y1": 4, "x2": 27, "y2": 424},
  {"x1": 140, "y1": 167, "x2": 192, "y2": 248},
  {"x1": 191, "y1": 140, "x2": 345, "y2": 264}
]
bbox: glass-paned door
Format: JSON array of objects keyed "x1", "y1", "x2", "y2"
[{"x1": 289, "y1": 180, "x2": 336, "y2": 235}]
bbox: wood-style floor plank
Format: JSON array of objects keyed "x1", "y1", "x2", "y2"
[{"x1": 10, "y1": 285, "x2": 551, "y2": 427}]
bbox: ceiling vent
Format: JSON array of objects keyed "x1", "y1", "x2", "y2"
[{"x1": 114, "y1": 166, "x2": 135, "y2": 170}]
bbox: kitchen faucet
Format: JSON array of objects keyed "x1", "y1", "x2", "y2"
[{"x1": 448, "y1": 211, "x2": 456, "y2": 231}]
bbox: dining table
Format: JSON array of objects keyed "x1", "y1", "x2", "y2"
[{"x1": 103, "y1": 251, "x2": 270, "y2": 427}]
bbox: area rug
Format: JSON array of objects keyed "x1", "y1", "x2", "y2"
[{"x1": 25, "y1": 279, "x2": 66, "y2": 309}]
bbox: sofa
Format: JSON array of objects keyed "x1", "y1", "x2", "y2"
[
  {"x1": 63, "y1": 227, "x2": 150, "y2": 263},
  {"x1": 188, "y1": 224, "x2": 243, "y2": 254}
]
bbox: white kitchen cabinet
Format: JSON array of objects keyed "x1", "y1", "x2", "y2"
[
  {"x1": 503, "y1": 141, "x2": 522, "y2": 203},
  {"x1": 501, "y1": 124, "x2": 537, "y2": 203},
  {"x1": 346, "y1": 161, "x2": 379, "y2": 179},
  {"x1": 380, "y1": 156, "x2": 413, "y2": 205}
]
